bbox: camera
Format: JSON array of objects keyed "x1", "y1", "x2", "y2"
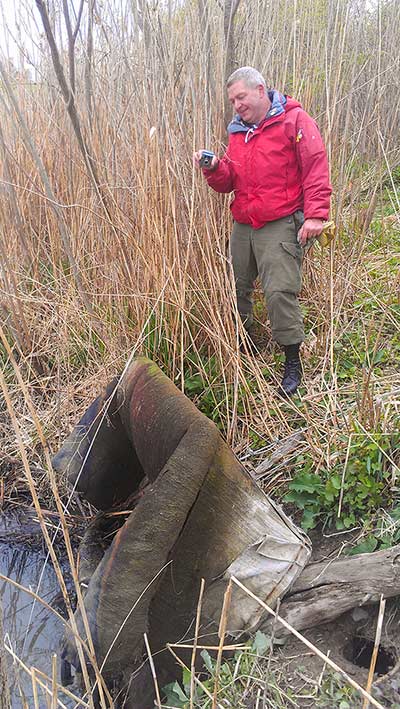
[{"x1": 199, "y1": 150, "x2": 215, "y2": 169}]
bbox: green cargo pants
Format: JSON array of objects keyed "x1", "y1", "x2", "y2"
[{"x1": 229, "y1": 212, "x2": 305, "y2": 346}]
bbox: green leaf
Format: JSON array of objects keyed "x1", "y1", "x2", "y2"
[
  {"x1": 348, "y1": 535, "x2": 378, "y2": 555},
  {"x1": 252, "y1": 630, "x2": 271, "y2": 655},
  {"x1": 284, "y1": 490, "x2": 308, "y2": 508},
  {"x1": 394, "y1": 529, "x2": 400, "y2": 543},
  {"x1": 324, "y1": 490, "x2": 335, "y2": 502},
  {"x1": 200, "y1": 649, "x2": 214, "y2": 674},
  {"x1": 182, "y1": 666, "x2": 191, "y2": 693},
  {"x1": 391, "y1": 505, "x2": 400, "y2": 521},
  {"x1": 162, "y1": 681, "x2": 189, "y2": 707},
  {"x1": 343, "y1": 516, "x2": 356, "y2": 528},
  {"x1": 331, "y1": 475, "x2": 342, "y2": 490},
  {"x1": 302, "y1": 508, "x2": 318, "y2": 531},
  {"x1": 378, "y1": 534, "x2": 395, "y2": 549},
  {"x1": 288, "y1": 472, "x2": 322, "y2": 494}
]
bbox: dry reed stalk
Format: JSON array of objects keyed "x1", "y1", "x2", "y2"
[
  {"x1": 51, "y1": 653, "x2": 58, "y2": 709},
  {"x1": 362, "y1": 595, "x2": 386, "y2": 709},
  {"x1": 1, "y1": 278, "x2": 175, "y2": 702},
  {"x1": 0, "y1": 574, "x2": 68, "y2": 623},
  {"x1": 337, "y1": 432, "x2": 353, "y2": 519},
  {"x1": 317, "y1": 648, "x2": 331, "y2": 689},
  {"x1": 143, "y1": 633, "x2": 162, "y2": 709},
  {"x1": 34, "y1": 666, "x2": 89, "y2": 707},
  {"x1": 170, "y1": 643, "x2": 246, "y2": 651},
  {"x1": 0, "y1": 577, "x2": 95, "y2": 708},
  {"x1": 190, "y1": 577, "x2": 205, "y2": 709},
  {"x1": 212, "y1": 579, "x2": 232, "y2": 709},
  {"x1": 0, "y1": 371, "x2": 97, "y2": 704},
  {"x1": 0, "y1": 598, "x2": 10, "y2": 709},
  {"x1": 263, "y1": 597, "x2": 280, "y2": 708},
  {"x1": 5, "y1": 643, "x2": 70, "y2": 709},
  {"x1": 231, "y1": 576, "x2": 386, "y2": 709},
  {"x1": 0, "y1": 61, "x2": 107, "y2": 346},
  {"x1": 31, "y1": 668, "x2": 40, "y2": 709}
]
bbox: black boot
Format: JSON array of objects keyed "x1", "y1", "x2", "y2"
[{"x1": 280, "y1": 344, "x2": 302, "y2": 396}]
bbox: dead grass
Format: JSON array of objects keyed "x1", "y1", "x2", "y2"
[{"x1": 0, "y1": 0, "x2": 399, "y2": 705}]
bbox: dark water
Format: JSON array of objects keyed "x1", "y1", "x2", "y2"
[{"x1": 0, "y1": 513, "x2": 76, "y2": 707}]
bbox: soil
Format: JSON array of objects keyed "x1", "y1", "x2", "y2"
[{"x1": 276, "y1": 529, "x2": 400, "y2": 708}]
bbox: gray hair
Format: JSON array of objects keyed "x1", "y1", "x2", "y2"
[{"x1": 226, "y1": 66, "x2": 266, "y2": 89}]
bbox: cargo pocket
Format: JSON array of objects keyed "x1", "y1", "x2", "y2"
[
  {"x1": 281, "y1": 241, "x2": 303, "y2": 260},
  {"x1": 278, "y1": 241, "x2": 303, "y2": 293}
]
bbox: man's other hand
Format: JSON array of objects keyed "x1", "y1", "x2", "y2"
[
  {"x1": 297, "y1": 218, "x2": 325, "y2": 246},
  {"x1": 193, "y1": 150, "x2": 219, "y2": 171}
]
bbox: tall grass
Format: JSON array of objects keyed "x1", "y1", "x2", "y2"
[
  {"x1": 0, "y1": 0, "x2": 398, "y2": 508},
  {"x1": 0, "y1": 0, "x2": 400, "y2": 498},
  {"x1": 0, "y1": 0, "x2": 399, "y2": 705},
  {"x1": 1, "y1": 1, "x2": 398, "y2": 450}
]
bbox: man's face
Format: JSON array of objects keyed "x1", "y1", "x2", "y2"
[{"x1": 227, "y1": 80, "x2": 268, "y2": 124}]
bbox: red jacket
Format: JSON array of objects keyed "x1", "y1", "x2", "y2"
[{"x1": 205, "y1": 93, "x2": 331, "y2": 229}]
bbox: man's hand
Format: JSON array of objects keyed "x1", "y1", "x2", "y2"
[
  {"x1": 193, "y1": 150, "x2": 219, "y2": 171},
  {"x1": 297, "y1": 218, "x2": 325, "y2": 246}
]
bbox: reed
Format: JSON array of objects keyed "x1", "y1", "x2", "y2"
[{"x1": 0, "y1": 0, "x2": 399, "y2": 705}]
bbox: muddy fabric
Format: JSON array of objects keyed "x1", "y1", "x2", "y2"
[
  {"x1": 56, "y1": 357, "x2": 310, "y2": 707},
  {"x1": 77, "y1": 514, "x2": 122, "y2": 588},
  {"x1": 230, "y1": 214, "x2": 305, "y2": 345},
  {"x1": 52, "y1": 378, "x2": 145, "y2": 509},
  {"x1": 118, "y1": 358, "x2": 207, "y2": 483},
  {"x1": 68, "y1": 417, "x2": 220, "y2": 679}
]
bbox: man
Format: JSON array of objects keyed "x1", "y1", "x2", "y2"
[{"x1": 194, "y1": 66, "x2": 331, "y2": 396}]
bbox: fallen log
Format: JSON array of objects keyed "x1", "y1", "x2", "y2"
[{"x1": 262, "y1": 544, "x2": 400, "y2": 638}]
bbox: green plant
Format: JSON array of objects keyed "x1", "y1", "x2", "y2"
[
  {"x1": 285, "y1": 432, "x2": 400, "y2": 531},
  {"x1": 316, "y1": 671, "x2": 360, "y2": 708},
  {"x1": 162, "y1": 631, "x2": 284, "y2": 708},
  {"x1": 184, "y1": 353, "x2": 223, "y2": 422},
  {"x1": 142, "y1": 312, "x2": 173, "y2": 367},
  {"x1": 347, "y1": 504, "x2": 400, "y2": 555},
  {"x1": 183, "y1": 352, "x2": 262, "y2": 429},
  {"x1": 162, "y1": 631, "x2": 370, "y2": 708}
]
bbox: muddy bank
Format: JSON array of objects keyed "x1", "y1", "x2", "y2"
[{"x1": 276, "y1": 530, "x2": 400, "y2": 707}]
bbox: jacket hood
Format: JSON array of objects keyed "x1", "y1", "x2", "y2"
[{"x1": 228, "y1": 90, "x2": 302, "y2": 134}]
